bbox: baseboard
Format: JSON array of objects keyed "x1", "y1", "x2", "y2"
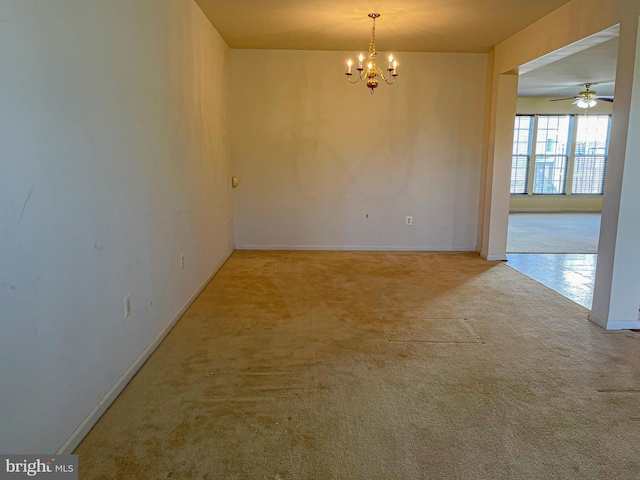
[
  {"x1": 57, "y1": 246, "x2": 235, "y2": 454},
  {"x1": 235, "y1": 245, "x2": 476, "y2": 252},
  {"x1": 588, "y1": 311, "x2": 640, "y2": 331},
  {"x1": 480, "y1": 253, "x2": 508, "y2": 261},
  {"x1": 605, "y1": 321, "x2": 640, "y2": 330},
  {"x1": 509, "y1": 209, "x2": 602, "y2": 213}
]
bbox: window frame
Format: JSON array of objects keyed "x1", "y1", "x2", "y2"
[
  {"x1": 510, "y1": 115, "x2": 534, "y2": 195},
  {"x1": 571, "y1": 115, "x2": 611, "y2": 195},
  {"x1": 510, "y1": 113, "x2": 611, "y2": 197}
]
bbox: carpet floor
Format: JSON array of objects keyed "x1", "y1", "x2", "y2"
[
  {"x1": 75, "y1": 251, "x2": 640, "y2": 479},
  {"x1": 507, "y1": 213, "x2": 600, "y2": 253}
]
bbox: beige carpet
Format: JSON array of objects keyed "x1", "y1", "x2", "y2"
[
  {"x1": 75, "y1": 251, "x2": 640, "y2": 479},
  {"x1": 507, "y1": 213, "x2": 600, "y2": 253}
]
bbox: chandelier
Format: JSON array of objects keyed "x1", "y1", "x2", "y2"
[{"x1": 345, "y1": 13, "x2": 399, "y2": 94}]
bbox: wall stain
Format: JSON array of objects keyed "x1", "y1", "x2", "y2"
[{"x1": 17, "y1": 187, "x2": 34, "y2": 225}]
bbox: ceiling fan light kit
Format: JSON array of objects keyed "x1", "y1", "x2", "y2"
[
  {"x1": 550, "y1": 83, "x2": 614, "y2": 110},
  {"x1": 576, "y1": 98, "x2": 597, "y2": 109},
  {"x1": 345, "y1": 13, "x2": 399, "y2": 94}
]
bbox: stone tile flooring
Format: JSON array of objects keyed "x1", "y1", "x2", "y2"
[{"x1": 506, "y1": 254, "x2": 597, "y2": 310}]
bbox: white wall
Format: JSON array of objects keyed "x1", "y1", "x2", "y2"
[
  {"x1": 0, "y1": 0, "x2": 233, "y2": 453},
  {"x1": 231, "y1": 50, "x2": 487, "y2": 250}
]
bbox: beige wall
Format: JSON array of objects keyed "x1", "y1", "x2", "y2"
[
  {"x1": 509, "y1": 195, "x2": 604, "y2": 212},
  {"x1": 493, "y1": 0, "x2": 622, "y2": 74},
  {"x1": 231, "y1": 50, "x2": 487, "y2": 250},
  {"x1": 0, "y1": 0, "x2": 232, "y2": 453}
]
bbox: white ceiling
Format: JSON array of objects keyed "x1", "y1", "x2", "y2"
[
  {"x1": 194, "y1": 0, "x2": 572, "y2": 53},
  {"x1": 518, "y1": 38, "x2": 618, "y2": 97},
  {"x1": 194, "y1": 0, "x2": 618, "y2": 98}
]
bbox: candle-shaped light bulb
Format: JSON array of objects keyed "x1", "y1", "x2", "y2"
[
  {"x1": 347, "y1": 59, "x2": 352, "y2": 74},
  {"x1": 393, "y1": 60, "x2": 398, "y2": 74},
  {"x1": 367, "y1": 61, "x2": 373, "y2": 70},
  {"x1": 388, "y1": 54, "x2": 394, "y2": 68},
  {"x1": 358, "y1": 53, "x2": 364, "y2": 68}
]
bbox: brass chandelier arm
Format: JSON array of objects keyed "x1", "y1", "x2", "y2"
[
  {"x1": 375, "y1": 68, "x2": 397, "y2": 84},
  {"x1": 346, "y1": 67, "x2": 397, "y2": 85},
  {"x1": 345, "y1": 70, "x2": 369, "y2": 83}
]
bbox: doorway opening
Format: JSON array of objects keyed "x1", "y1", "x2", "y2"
[{"x1": 505, "y1": 27, "x2": 618, "y2": 309}]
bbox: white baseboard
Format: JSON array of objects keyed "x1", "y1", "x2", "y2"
[
  {"x1": 57, "y1": 246, "x2": 235, "y2": 454},
  {"x1": 605, "y1": 321, "x2": 640, "y2": 330},
  {"x1": 480, "y1": 253, "x2": 508, "y2": 261},
  {"x1": 235, "y1": 245, "x2": 476, "y2": 252},
  {"x1": 588, "y1": 311, "x2": 640, "y2": 330}
]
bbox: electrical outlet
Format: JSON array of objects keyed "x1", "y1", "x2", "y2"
[
  {"x1": 124, "y1": 294, "x2": 131, "y2": 318},
  {"x1": 180, "y1": 253, "x2": 184, "y2": 270},
  {"x1": 405, "y1": 216, "x2": 413, "y2": 226}
]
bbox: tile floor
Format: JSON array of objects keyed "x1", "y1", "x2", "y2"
[
  {"x1": 506, "y1": 213, "x2": 599, "y2": 310},
  {"x1": 506, "y1": 254, "x2": 597, "y2": 310}
]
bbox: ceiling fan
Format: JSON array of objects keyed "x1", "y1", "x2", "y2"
[{"x1": 551, "y1": 83, "x2": 614, "y2": 108}]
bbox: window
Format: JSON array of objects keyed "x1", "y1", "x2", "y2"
[
  {"x1": 532, "y1": 115, "x2": 571, "y2": 194},
  {"x1": 511, "y1": 116, "x2": 533, "y2": 194},
  {"x1": 572, "y1": 115, "x2": 611, "y2": 194},
  {"x1": 510, "y1": 114, "x2": 611, "y2": 196}
]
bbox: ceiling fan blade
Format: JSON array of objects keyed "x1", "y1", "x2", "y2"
[
  {"x1": 596, "y1": 97, "x2": 614, "y2": 102},
  {"x1": 550, "y1": 97, "x2": 577, "y2": 102}
]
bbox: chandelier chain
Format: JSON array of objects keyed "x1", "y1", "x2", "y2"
[{"x1": 369, "y1": 17, "x2": 376, "y2": 61}]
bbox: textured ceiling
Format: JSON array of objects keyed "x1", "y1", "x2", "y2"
[
  {"x1": 518, "y1": 38, "x2": 618, "y2": 97},
  {"x1": 194, "y1": 0, "x2": 573, "y2": 53}
]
